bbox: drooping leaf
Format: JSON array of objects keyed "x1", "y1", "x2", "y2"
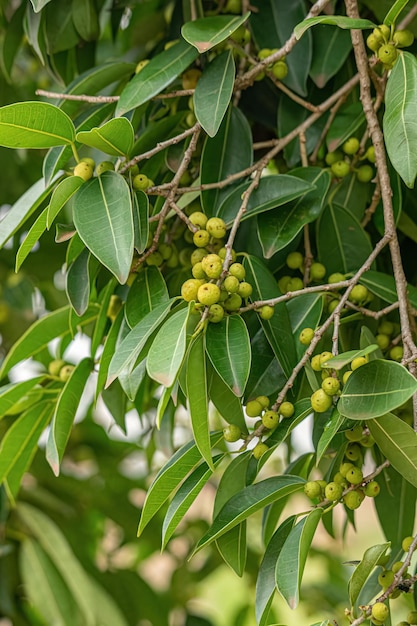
[
  {"x1": 0, "y1": 2, "x2": 25, "y2": 84},
  {"x1": 316, "y1": 408, "x2": 345, "y2": 464},
  {"x1": 192, "y1": 475, "x2": 305, "y2": 554},
  {"x1": 147, "y1": 306, "x2": 190, "y2": 387},
  {"x1": 125, "y1": 266, "x2": 169, "y2": 328},
  {"x1": 348, "y1": 543, "x2": 391, "y2": 608},
  {"x1": 73, "y1": 170, "x2": 134, "y2": 283},
  {"x1": 96, "y1": 308, "x2": 125, "y2": 400},
  {"x1": 15, "y1": 207, "x2": 48, "y2": 271},
  {"x1": 46, "y1": 358, "x2": 92, "y2": 476},
  {"x1": 294, "y1": 16, "x2": 376, "y2": 40},
  {"x1": 116, "y1": 39, "x2": 198, "y2": 115},
  {"x1": 384, "y1": 0, "x2": 411, "y2": 27},
  {"x1": 47, "y1": 175, "x2": 85, "y2": 228},
  {"x1": 76, "y1": 117, "x2": 134, "y2": 157},
  {"x1": 384, "y1": 52, "x2": 417, "y2": 188},
  {"x1": 132, "y1": 189, "x2": 149, "y2": 253},
  {"x1": 0, "y1": 377, "x2": 45, "y2": 417},
  {"x1": 309, "y1": 25, "x2": 352, "y2": 88},
  {"x1": 194, "y1": 50, "x2": 235, "y2": 137},
  {"x1": 374, "y1": 464, "x2": 416, "y2": 547},
  {"x1": 186, "y1": 332, "x2": 212, "y2": 468},
  {"x1": 219, "y1": 175, "x2": 314, "y2": 227},
  {"x1": 72, "y1": 0, "x2": 99, "y2": 42},
  {"x1": 339, "y1": 360, "x2": 417, "y2": 420},
  {"x1": 360, "y1": 269, "x2": 417, "y2": 308},
  {"x1": 206, "y1": 315, "x2": 251, "y2": 397},
  {"x1": 368, "y1": 413, "x2": 417, "y2": 489},
  {"x1": 275, "y1": 508, "x2": 322, "y2": 609},
  {"x1": 137, "y1": 431, "x2": 224, "y2": 536},
  {"x1": 208, "y1": 365, "x2": 248, "y2": 433},
  {"x1": 0, "y1": 101, "x2": 75, "y2": 148},
  {"x1": 326, "y1": 102, "x2": 365, "y2": 152},
  {"x1": 257, "y1": 167, "x2": 330, "y2": 257},
  {"x1": 181, "y1": 13, "x2": 250, "y2": 53},
  {"x1": 66, "y1": 248, "x2": 94, "y2": 316}
]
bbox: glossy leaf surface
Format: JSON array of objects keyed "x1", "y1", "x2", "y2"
[
  {"x1": 0, "y1": 101, "x2": 75, "y2": 148},
  {"x1": 194, "y1": 50, "x2": 235, "y2": 137}
]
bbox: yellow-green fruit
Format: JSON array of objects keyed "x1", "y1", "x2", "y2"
[
  {"x1": 365, "y1": 145, "x2": 376, "y2": 163},
  {"x1": 390, "y1": 346, "x2": 404, "y2": 361},
  {"x1": 192, "y1": 262, "x2": 206, "y2": 279},
  {"x1": 133, "y1": 174, "x2": 150, "y2": 190},
  {"x1": 345, "y1": 443, "x2": 362, "y2": 461},
  {"x1": 319, "y1": 351, "x2": 333, "y2": 366},
  {"x1": 182, "y1": 68, "x2": 202, "y2": 89},
  {"x1": 179, "y1": 247, "x2": 193, "y2": 267},
  {"x1": 146, "y1": 251, "x2": 163, "y2": 266},
  {"x1": 351, "y1": 356, "x2": 368, "y2": 370},
  {"x1": 311, "y1": 355, "x2": 322, "y2": 371},
  {"x1": 256, "y1": 395, "x2": 270, "y2": 409},
  {"x1": 360, "y1": 433, "x2": 375, "y2": 447},
  {"x1": 206, "y1": 217, "x2": 227, "y2": 239},
  {"x1": 189, "y1": 211, "x2": 208, "y2": 229},
  {"x1": 344, "y1": 490, "x2": 362, "y2": 510},
  {"x1": 407, "y1": 611, "x2": 417, "y2": 624},
  {"x1": 252, "y1": 442, "x2": 269, "y2": 459},
  {"x1": 193, "y1": 229, "x2": 210, "y2": 247},
  {"x1": 224, "y1": 275, "x2": 240, "y2": 293},
  {"x1": 286, "y1": 251, "x2": 304, "y2": 269},
  {"x1": 280, "y1": 401, "x2": 294, "y2": 418},
  {"x1": 310, "y1": 262, "x2": 326, "y2": 281},
  {"x1": 378, "y1": 569, "x2": 394, "y2": 588},
  {"x1": 339, "y1": 462, "x2": 354, "y2": 477},
  {"x1": 333, "y1": 472, "x2": 347, "y2": 487},
  {"x1": 402, "y1": 536, "x2": 415, "y2": 552},
  {"x1": 135, "y1": 59, "x2": 149, "y2": 73},
  {"x1": 378, "y1": 320, "x2": 394, "y2": 335},
  {"x1": 367, "y1": 33, "x2": 382, "y2": 52},
  {"x1": 191, "y1": 248, "x2": 208, "y2": 266},
  {"x1": 331, "y1": 160, "x2": 350, "y2": 178},
  {"x1": 299, "y1": 327, "x2": 315, "y2": 345},
  {"x1": 349, "y1": 284, "x2": 369, "y2": 303},
  {"x1": 342, "y1": 370, "x2": 352, "y2": 384},
  {"x1": 345, "y1": 466, "x2": 363, "y2": 485},
  {"x1": 271, "y1": 61, "x2": 288, "y2": 80},
  {"x1": 345, "y1": 424, "x2": 363, "y2": 441},
  {"x1": 376, "y1": 333, "x2": 390, "y2": 350},
  {"x1": 262, "y1": 410, "x2": 279, "y2": 429},
  {"x1": 238, "y1": 281, "x2": 253, "y2": 298},
  {"x1": 229, "y1": 262, "x2": 246, "y2": 280},
  {"x1": 48, "y1": 359, "x2": 66, "y2": 377},
  {"x1": 356, "y1": 164, "x2": 374, "y2": 183},
  {"x1": 59, "y1": 364, "x2": 74, "y2": 382},
  {"x1": 311, "y1": 389, "x2": 333, "y2": 413},
  {"x1": 223, "y1": 424, "x2": 242, "y2": 442},
  {"x1": 224, "y1": 293, "x2": 242, "y2": 311},
  {"x1": 304, "y1": 480, "x2": 322, "y2": 499},
  {"x1": 246, "y1": 399, "x2": 263, "y2": 417},
  {"x1": 181, "y1": 279, "x2": 202, "y2": 302},
  {"x1": 378, "y1": 43, "x2": 398, "y2": 65},
  {"x1": 218, "y1": 247, "x2": 236, "y2": 262},
  {"x1": 258, "y1": 305, "x2": 274, "y2": 320},
  {"x1": 106, "y1": 294, "x2": 123, "y2": 321},
  {"x1": 96, "y1": 161, "x2": 115, "y2": 175},
  {"x1": 321, "y1": 376, "x2": 340, "y2": 396},
  {"x1": 80, "y1": 157, "x2": 95, "y2": 168},
  {"x1": 325, "y1": 150, "x2": 343, "y2": 165},
  {"x1": 391, "y1": 561, "x2": 404, "y2": 574},
  {"x1": 393, "y1": 29, "x2": 414, "y2": 48},
  {"x1": 208, "y1": 303, "x2": 224, "y2": 323},
  {"x1": 324, "y1": 481, "x2": 343, "y2": 501},
  {"x1": 201, "y1": 254, "x2": 223, "y2": 279},
  {"x1": 327, "y1": 299, "x2": 339, "y2": 314},
  {"x1": 197, "y1": 283, "x2": 221, "y2": 306},
  {"x1": 343, "y1": 137, "x2": 360, "y2": 155},
  {"x1": 364, "y1": 480, "x2": 380, "y2": 497},
  {"x1": 287, "y1": 277, "x2": 304, "y2": 292},
  {"x1": 328, "y1": 272, "x2": 345, "y2": 284},
  {"x1": 223, "y1": 0, "x2": 241, "y2": 14},
  {"x1": 371, "y1": 603, "x2": 389, "y2": 623},
  {"x1": 158, "y1": 243, "x2": 172, "y2": 260},
  {"x1": 74, "y1": 162, "x2": 93, "y2": 181}
]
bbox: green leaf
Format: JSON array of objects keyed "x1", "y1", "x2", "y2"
[
  {"x1": 208, "y1": 365, "x2": 248, "y2": 432},
  {"x1": 47, "y1": 175, "x2": 85, "y2": 229},
  {"x1": 275, "y1": 508, "x2": 322, "y2": 609},
  {"x1": 15, "y1": 207, "x2": 48, "y2": 272},
  {"x1": 181, "y1": 13, "x2": 250, "y2": 53},
  {"x1": 384, "y1": 0, "x2": 411, "y2": 25},
  {"x1": 206, "y1": 315, "x2": 251, "y2": 397},
  {"x1": 17, "y1": 503, "x2": 96, "y2": 625},
  {"x1": 186, "y1": 333, "x2": 212, "y2": 468},
  {"x1": 192, "y1": 475, "x2": 305, "y2": 554},
  {"x1": 116, "y1": 39, "x2": 198, "y2": 115},
  {"x1": 316, "y1": 408, "x2": 345, "y2": 464},
  {"x1": 257, "y1": 168, "x2": 330, "y2": 257},
  {"x1": 147, "y1": 306, "x2": 190, "y2": 387},
  {"x1": 96, "y1": 308, "x2": 125, "y2": 400},
  {"x1": 268, "y1": 399, "x2": 313, "y2": 447},
  {"x1": 201, "y1": 106, "x2": 252, "y2": 217},
  {"x1": 125, "y1": 266, "x2": 169, "y2": 329},
  {"x1": 309, "y1": 25, "x2": 352, "y2": 88},
  {"x1": 0, "y1": 101, "x2": 76, "y2": 148},
  {"x1": 256, "y1": 516, "x2": 296, "y2": 626},
  {"x1": 76, "y1": 117, "x2": 134, "y2": 157},
  {"x1": 194, "y1": 50, "x2": 235, "y2": 137},
  {"x1": 0, "y1": 377, "x2": 45, "y2": 417},
  {"x1": 368, "y1": 413, "x2": 417, "y2": 489},
  {"x1": 326, "y1": 102, "x2": 365, "y2": 152},
  {"x1": 0, "y1": 2, "x2": 25, "y2": 84},
  {"x1": 66, "y1": 248, "x2": 93, "y2": 316},
  {"x1": 316, "y1": 203, "x2": 373, "y2": 274},
  {"x1": 46, "y1": 358, "x2": 92, "y2": 476},
  {"x1": 132, "y1": 190, "x2": 149, "y2": 253},
  {"x1": 162, "y1": 455, "x2": 223, "y2": 549},
  {"x1": 294, "y1": 16, "x2": 376, "y2": 40},
  {"x1": 339, "y1": 360, "x2": 417, "y2": 420},
  {"x1": 73, "y1": 171, "x2": 134, "y2": 283},
  {"x1": 287, "y1": 292, "x2": 324, "y2": 354},
  {"x1": 348, "y1": 543, "x2": 391, "y2": 608},
  {"x1": 106, "y1": 299, "x2": 175, "y2": 386},
  {"x1": 0, "y1": 401, "x2": 53, "y2": 497},
  {"x1": 360, "y1": 269, "x2": 417, "y2": 308},
  {"x1": 219, "y1": 175, "x2": 314, "y2": 227},
  {"x1": 244, "y1": 255, "x2": 297, "y2": 378},
  {"x1": 321, "y1": 345, "x2": 379, "y2": 370},
  {"x1": 72, "y1": 0, "x2": 99, "y2": 42},
  {"x1": 137, "y1": 431, "x2": 223, "y2": 536},
  {"x1": 374, "y1": 464, "x2": 416, "y2": 547},
  {"x1": 384, "y1": 52, "x2": 417, "y2": 188},
  {"x1": 20, "y1": 539, "x2": 82, "y2": 626}
]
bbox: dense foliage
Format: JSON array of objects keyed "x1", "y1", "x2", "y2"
[{"x1": 1, "y1": 0, "x2": 417, "y2": 625}]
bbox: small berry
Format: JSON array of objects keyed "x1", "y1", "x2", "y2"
[
  {"x1": 287, "y1": 277, "x2": 304, "y2": 291},
  {"x1": 262, "y1": 410, "x2": 279, "y2": 430},
  {"x1": 371, "y1": 603, "x2": 389, "y2": 623},
  {"x1": 349, "y1": 284, "x2": 369, "y2": 303},
  {"x1": 201, "y1": 254, "x2": 223, "y2": 279},
  {"x1": 367, "y1": 33, "x2": 381, "y2": 52},
  {"x1": 331, "y1": 160, "x2": 350, "y2": 178},
  {"x1": 324, "y1": 481, "x2": 343, "y2": 501},
  {"x1": 256, "y1": 396, "x2": 270, "y2": 409},
  {"x1": 48, "y1": 359, "x2": 66, "y2": 377},
  {"x1": 339, "y1": 462, "x2": 354, "y2": 477},
  {"x1": 192, "y1": 262, "x2": 206, "y2": 279},
  {"x1": 223, "y1": 293, "x2": 242, "y2": 311},
  {"x1": 96, "y1": 161, "x2": 114, "y2": 175},
  {"x1": 271, "y1": 61, "x2": 288, "y2": 80},
  {"x1": 181, "y1": 278, "x2": 202, "y2": 302},
  {"x1": 304, "y1": 480, "x2": 322, "y2": 499},
  {"x1": 286, "y1": 251, "x2": 303, "y2": 269},
  {"x1": 132, "y1": 174, "x2": 150, "y2": 190},
  {"x1": 252, "y1": 442, "x2": 269, "y2": 459},
  {"x1": 356, "y1": 164, "x2": 374, "y2": 183},
  {"x1": 376, "y1": 333, "x2": 390, "y2": 350},
  {"x1": 310, "y1": 262, "x2": 326, "y2": 281},
  {"x1": 407, "y1": 611, "x2": 417, "y2": 624},
  {"x1": 365, "y1": 145, "x2": 376, "y2": 163},
  {"x1": 299, "y1": 328, "x2": 315, "y2": 345},
  {"x1": 189, "y1": 211, "x2": 208, "y2": 229},
  {"x1": 279, "y1": 401, "x2": 294, "y2": 418},
  {"x1": 258, "y1": 305, "x2": 274, "y2": 320},
  {"x1": 391, "y1": 561, "x2": 404, "y2": 574},
  {"x1": 206, "y1": 217, "x2": 227, "y2": 239},
  {"x1": 191, "y1": 248, "x2": 208, "y2": 266},
  {"x1": 311, "y1": 355, "x2": 322, "y2": 371},
  {"x1": 328, "y1": 272, "x2": 345, "y2": 284},
  {"x1": 319, "y1": 351, "x2": 333, "y2": 366},
  {"x1": 345, "y1": 424, "x2": 363, "y2": 441},
  {"x1": 393, "y1": 29, "x2": 414, "y2": 48},
  {"x1": 311, "y1": 389, "x2": 333, "y2": 413},
  {"x1": 402, "y1": 536, "x2": 415, "y2": 552},
  {"x1": 321, "y1": 376, "x2": 340, "y2": 396},
  {"x1": 224, "y1": 275, "x2": 240, "y2": 293},
  {"x1": 193, "y1": 229, "x2": 210, "y2": 247},
  {"x1": 223, "y1": 424, "x2": 242, "y2": 442},
  {"x1": 345, "y1": 443, "x2": 362, "y2": 462},
  {"x1": 74, "y1": 162, "x2": 93, "y2": 181},
  {"x1": 197, "y1": 283, "x2": 221, "y2": 306},
  {"x1": 208, "y1": 304, "x2": 224, "y2": 323},
  {"x1": 325, "y1": 150, "x2": 343, "y2": 166},
  {"x1": 344, "y1": 490, "x2": 362, "y2": 510},
  {"x1": 59, "y1": 364, "x2": 74, "y2": 382},
  {"x1": 378, "y1": 43, "x2": 398, "y2": 65},
  {"x1": 343, "y1": 137, "x2": 360, "y2": 155},
  {"x1": 229, "y1": 263, "x2": 246, "y2": 280},
  {"x1": 246, "y1": 400, "x2": 263, "y2": 418},
  {"x1": 342, "y1": 370, "x2": 352, "y2": 384},
  {"x1": 238, "y1": 282, "x2": 253, "y2": 298},
  {"x1": 351, "y1": 356, "x2": 368, "y2": 370},
  {"x1": 364, "y1": 480, "x2": 380, "y2": 497},
  {"x1": 378, "y1": 569, "x2": 394, "y2": 588},
  {"x1": 345, "y1": 466, "x2": 363, "y2": 485},
  {"x1": 390, "y1": 346, "x2": 404, "y2": 361}
]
